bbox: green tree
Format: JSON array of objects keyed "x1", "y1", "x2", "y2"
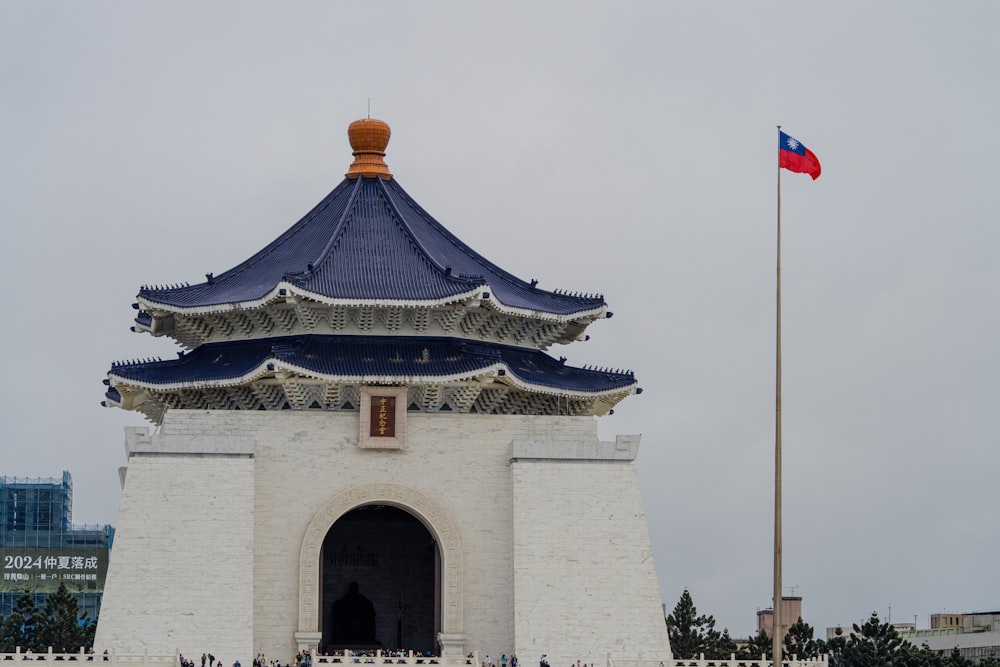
[
  {"x1": 79, "y1": 614, "x2": 96, "y2": 653},
  {"x1": 926, "y1": 645, "x2": 1000, "y2": 667},
  {"x1": 976, "y1": 652, "x2": 1000, "y2": 667},
  {"x1": 35, "y1": 583, "x2": 87, "y2": 652},
  {"x1": 713, "y1": 628, "x2": 738, "y2": 658},
  {"x1": 825, "y1": 626, "x2": 847, "y2": 665},
  {"x1": 783, "y1": 616, "x2": 826, "y2": 660},
  {"x1": 941, "y1": 647, "x2": 973, "y2": 667},
  {"x1": 828, "y1": 612, "x2": 926, "y2": 667},
  {"x1": 665, "y1": 588, "x2": 725, "y2": 659},
  {"x1": 738, "y1": 628, "x2": 771, "y2": 660},
  {"x1": 1, "y1": 590, "x2": 39, "y2": 651}
]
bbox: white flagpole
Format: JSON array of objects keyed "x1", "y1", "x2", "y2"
[{"x1": 772, "y1": 125, "x2": 784, "y2": 666}]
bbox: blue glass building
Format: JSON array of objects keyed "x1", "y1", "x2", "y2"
[{"x1": 0, "y1": 472, "x2": 114, "y2": 621}]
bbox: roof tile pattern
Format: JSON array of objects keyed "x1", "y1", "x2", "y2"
[
  {"x1": 109, "y1": 335, "x2": 635, "y2": 394},
  {"x1": 139, "y1": 177, "x2": 604, "y2": 315}
]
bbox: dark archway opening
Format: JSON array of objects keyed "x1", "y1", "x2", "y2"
[{"x1": 320, "y1": 505, "x2": 439, "y2": 655}]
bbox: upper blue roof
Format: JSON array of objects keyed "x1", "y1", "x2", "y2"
[
  {"x1": 108, "y1": 335, "x2": 635, "y2": 395},
  {"x1": 138, "y1": 177, "x2": 605, "y2": 316}
]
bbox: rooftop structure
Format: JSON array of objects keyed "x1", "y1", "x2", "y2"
[
  {"x1": 757, "y1": 596, "x2": 804, "y2": 644},
  {"x1": 0, "y1": 473, "x2": 72, "y2": 541},
  {"x1": 104, "y1": 118, "x2": 634, "y2": 423}
]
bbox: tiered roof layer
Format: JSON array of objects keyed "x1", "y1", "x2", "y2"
[{"x1": 106, "y1": 119, "x2": 637, "y2": 421}]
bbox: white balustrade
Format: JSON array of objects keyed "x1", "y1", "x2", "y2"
[{"x1": 0, "y1": 650, "x2": 830, "y2": 667}]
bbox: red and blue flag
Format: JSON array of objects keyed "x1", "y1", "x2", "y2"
[{"x1": 779, "y1": 131, "x2": 821, "y2": 180}]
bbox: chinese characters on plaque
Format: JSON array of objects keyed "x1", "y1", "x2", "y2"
[
  {"x1": 360, "y1": 386, "x2": 406, "y2": 449},
  {"x1": 370, "y1": 396, "x2": 396, "y2": 437}
]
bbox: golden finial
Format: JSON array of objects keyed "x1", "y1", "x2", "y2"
[{"x1": 346, "y1": 118, "x2": 392, "y2": 180}]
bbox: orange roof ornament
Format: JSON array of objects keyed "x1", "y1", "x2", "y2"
[{"x1": 345, "y1": 118, "x2": 392, "y2": 180}]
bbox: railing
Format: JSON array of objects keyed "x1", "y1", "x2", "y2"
[
  {"x1": 608, "y1": 655, "x2": 828, "y2": 667},
  {"x1": 0, "y1": 651, "x2": 830, "y2": 667},
  {"x1": 314, "y1": 651, "x2": 475, "y2": 667},
  {"x1": 0, "y1": 648, "x2": 174, "y2": 666},
  {"x1": 0, "y1": 476, "x2": 65, "y2": 485},
  {"x1": 0, "y1": 650, "x2": 475, "y2": 667}
]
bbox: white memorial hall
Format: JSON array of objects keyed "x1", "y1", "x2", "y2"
[{"x1": 95, "y1": 119, "x2": 672, "y2": 665}]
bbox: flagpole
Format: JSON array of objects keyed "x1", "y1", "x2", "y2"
[{"x1": 772, "y1": 125, "x2": 783, "y2": 667}]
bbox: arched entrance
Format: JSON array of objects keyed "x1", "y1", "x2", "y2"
[
  {"x1": 298, "y1": 484, "x2": 465, "y2": 657},
  {"x1": 320, "y1": 505, "x2": 437, "y2": 653}
]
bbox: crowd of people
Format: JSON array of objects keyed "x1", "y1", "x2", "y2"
[
  {"x1": 313, "y1": 649, "x2": 441, "y2": 664},
  {"x1": 179, "y1": 653, "x2": 246, "y2": 667},
  {"x1": 179, "y1": 651, "x2": 309, "y2": 667},
  {"x1": 178, "y1": 648, "x2": 600, "y2": 667},
  {"x1": 478, "y1": 654, "x2": 517, "y2": 667},
  {"x1": 177, "y1": 649, "x2": 449, "y2": 667},
  {"x1": 482, "y1": 653, "x2": 597, "y2": 667},
  {"x1": 538, "y1": 655, "x2": 598, "y2": 667}
]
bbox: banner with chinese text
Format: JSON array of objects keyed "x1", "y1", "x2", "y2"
[{"x1": 0, "y1": 547, "x2": 109, "y2": 594}]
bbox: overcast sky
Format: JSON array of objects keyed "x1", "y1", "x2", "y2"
[{"x1": 2, "y1": 1, "x2": 997, "y2": 639}]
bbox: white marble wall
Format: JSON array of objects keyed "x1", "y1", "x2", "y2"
[
  {"x1": 94, "y1": 426, "x2": 255, "y2": 660},
  {"x1": 96, "y1": 410, "x2": 670, "y2": 665},
  {"x1": 511, "y1": 439, "x2": 671, "y2": 667}
]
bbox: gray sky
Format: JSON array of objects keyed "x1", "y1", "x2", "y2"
[{"x1": 2, "y1": 1, "x2": 997, "y2": 639}]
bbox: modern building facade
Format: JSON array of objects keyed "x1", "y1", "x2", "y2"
[
  {"x1": 95, "y1": 119, "x2": 671, "y2": 665},
  {"x1": 0, "y1": 472, "x2": 114, "y2": 621},
  {"x1": 902, "y1": 612, "x2": 1000, "y2": 662}
]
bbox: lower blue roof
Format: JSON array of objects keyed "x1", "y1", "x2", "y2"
[{"x1": 108, "y1": 335, "x2": 635, "y2": 395}]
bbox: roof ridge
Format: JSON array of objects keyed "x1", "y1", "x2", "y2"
[
  {"x1": 375, "y1": 178, "x2": 482, "y2": 286},
  {"x1": 140, "y1": 179, "x2": 355, "y2": 298},
  {"x1": 384, "y1": 179, "x2": 603, "y2": 305},
  {"x1": 300, "y1": 176, "x2": 364, "y2": 279}
]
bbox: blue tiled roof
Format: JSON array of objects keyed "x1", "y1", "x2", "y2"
[
  {"x1": 108, "y1": 336, "x2": 635, "y2": 395},
  {"x1": 139, "y1": 178, "x2": 605, "y2": 316}
]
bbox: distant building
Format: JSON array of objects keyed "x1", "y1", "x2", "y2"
[
  {"x1": 827, "y1": 611, "x2": 1000, "y2": 663},
  {"x1": 932, "y1": 613, "x2": 965, "y2": 630},
  {"x1": 825, "y1": 622, "x2": 915, "y2": 640},
  {"x1": 901, "y1": 612, "x2": 1000, "y2": 662},
  {"x1": 757, "y1": 596, "x2": 803, "y2": 642},
  {"x1": 0, "y1": 472, "x2": 114, "y2": 621}
]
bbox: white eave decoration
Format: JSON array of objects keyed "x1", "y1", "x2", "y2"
[
  {"x1": 138, "y1": 281, "x2": 607, "y2": 325},
  {"x1": 107, "y1": 360, "x2": 636, "y2": 400}
]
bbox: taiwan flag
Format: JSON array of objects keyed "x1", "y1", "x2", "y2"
[{"x1": 779, "y1": 131, "x2": 821, "y2": 180}]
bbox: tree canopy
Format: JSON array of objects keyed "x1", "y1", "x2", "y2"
[
  {"x1": 826, "y1": 612, "x2": 1000, "y2": 667},
  {"x1": 664, "y1": 592, "x2": 1000, "y2": 667},
  {"x1": 665, "y1": 588, "x2": 734, "y2": 659},
  {"x1": 0, "y1": 584, "x2": 94, "y2": 653}
]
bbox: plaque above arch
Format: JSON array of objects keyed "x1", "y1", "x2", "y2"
[{"x1": 298, "y1": 483, "x2": 464, "y2": 638}]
